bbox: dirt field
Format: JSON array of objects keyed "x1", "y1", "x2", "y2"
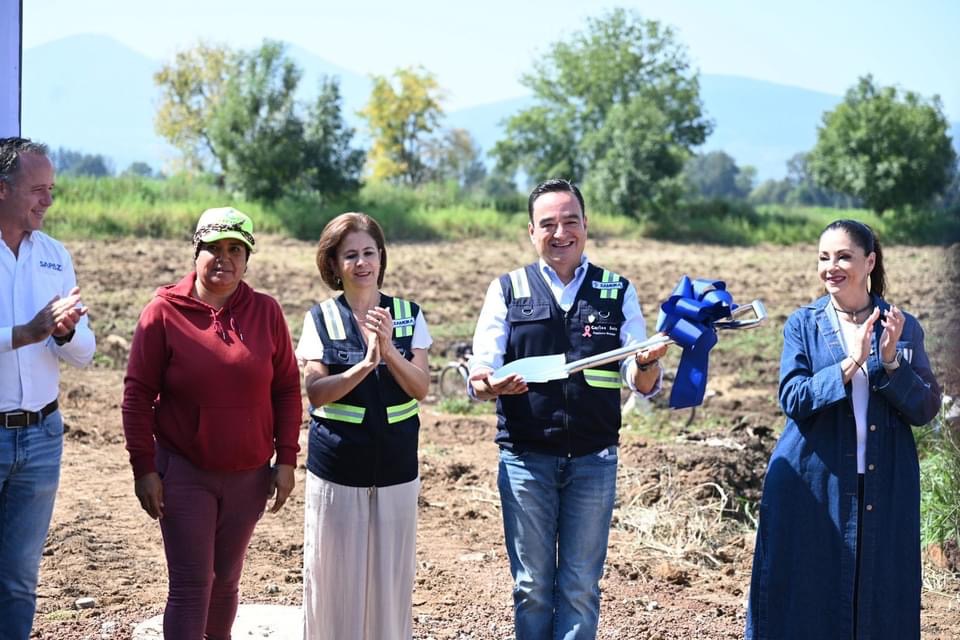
[{"x1": 29, "y1": 234, "x2": 960, "y2": 639}]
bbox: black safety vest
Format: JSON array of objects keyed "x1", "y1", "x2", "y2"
[
  {"x1": 306, "y1": 293, "x2": 420, "y2": 487},
  {"x1": 496, "y1": 263, "x2": 626, "y2": 457}
]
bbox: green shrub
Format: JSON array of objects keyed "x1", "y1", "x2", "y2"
[
  {"x1": 46, "y1": 174, "x2": 280, "y2": 239},
  {"x1": 917, "y1": 403, "x2": 960, "y2": 548},
  {"x1": 882, "y1": 207, "x2": 960, "y2": 245}
]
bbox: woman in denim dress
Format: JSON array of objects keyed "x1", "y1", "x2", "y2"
[{"x1": 746, "y1": 220, "x2": 941, "y2": 640}]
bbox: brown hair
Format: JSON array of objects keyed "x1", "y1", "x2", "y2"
[{"x1": 316, "y1": 212, "x2": 388, "y2": 290}]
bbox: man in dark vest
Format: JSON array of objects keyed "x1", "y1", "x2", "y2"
[{"x1": 469, "y1": 178, "x2": 667, "y2": 639}]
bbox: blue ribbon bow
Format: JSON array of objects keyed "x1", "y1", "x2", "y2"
[{"x1": 656, "y1": 276, "x2": 736, "y2": 409}]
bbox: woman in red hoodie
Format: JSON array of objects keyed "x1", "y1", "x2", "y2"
[{"x1": 122, "y1": 207, "x2": 302, "y2": 638}]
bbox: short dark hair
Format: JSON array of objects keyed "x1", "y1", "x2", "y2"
[
  {"x1": 821, "y1": 219, "x2": 886, "y2": 298},
  {"x1": 527, "y1": 178, "x2": 585, "y2": 222},
  {"x1": 316, "y1": 212, "x2": 388, "y2": 290},
  {"x1": 0, "y1": 137, "x2": 50, "y2": 188}
]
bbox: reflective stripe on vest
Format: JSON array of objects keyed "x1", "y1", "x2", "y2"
[
  {"x1": 319, "y1": 298, "x2": 347, "y2": 341},
  {"x1": 316, "y1": 402, "x2": 365, "y2": 424},
  {"x1": 509, "y1": 268, "x2": 531, "y2": 299},
  {"x1": 582, "y1": 368, "x2": 621, "y2": 389},
  {"x1": 598, "y1": 270, "x2": 621, "y2": 300},
  {"x1": 392, "y1": 297, "x2": 415, "y2": 338},
  {"x1": 317, "y1": 400, "x2": 419, "y2": 425},
  {"x1": 386, "y1": 398, "x2": 419, "y2": 424}
]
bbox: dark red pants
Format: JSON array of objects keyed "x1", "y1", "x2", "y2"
[{"x1": 156, "y1": 447, "x2": 271, "y2": 639}]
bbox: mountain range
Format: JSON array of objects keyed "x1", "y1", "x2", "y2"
[{"x1": 21, "y1": 34, "x2": 960, "y2": 182}]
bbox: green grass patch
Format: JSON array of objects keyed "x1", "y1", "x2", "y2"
[
  {"x1": 46, "y1": 174, "x2": 281, "y2": 239},
  {"x1": 41, "y1": 609, "x2": 80, "y2": 621},
  {"x1": 917, "y1": 402, "x2": 960, "y2": 547},
  {"x1": 621, "y1": 403, "x2": 741, "y2": 440},
  {"x1": 435, "y1": 396, "x2": 492, "y2": 416},
  {"x1": 710, "y1": 325, "x2": 783, "y2": 388},
  {"x1": 44, "y1": 176, "x2": 958, "y2": 245},
  {"x1": 647, "y1": 200, "x2": 827, "y2": 245},
  {"x1": 646, "y1": 200, "x2": 959, "y2": 246}
]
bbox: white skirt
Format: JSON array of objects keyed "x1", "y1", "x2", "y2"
[{"x1": 303, "y1": 471, "x2": 419, "y2": 640}]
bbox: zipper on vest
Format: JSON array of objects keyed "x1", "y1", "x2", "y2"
[
  {"x1": 564, "y1": 306, "x2": 573, "y2": 458},
  {"x1": 351, "y1": 304, "x2": 383, "y2": 488},
  {"x1": 564, "y1": 378, "x2": 572, "y2": 458},
  {"x1": 372, "y1": 374, "x2": 384, "y2": 488}
]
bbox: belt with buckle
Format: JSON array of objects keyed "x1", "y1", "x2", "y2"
[{"x1": 1, "y1": 400, "x2": 59, "y2": 428}]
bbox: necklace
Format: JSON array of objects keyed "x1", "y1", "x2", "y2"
[{"x1": 832, "y1": 300, "x2": 874, "y2": 325}]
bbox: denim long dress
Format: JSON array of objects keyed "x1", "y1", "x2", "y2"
[{"x1": 746, "y1": 295, "x2": 941, "y2": 640}]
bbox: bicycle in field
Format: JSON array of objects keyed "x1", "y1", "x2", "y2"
[{"x1": 437, "y1": 342, "x2": 472, "y2": 399}]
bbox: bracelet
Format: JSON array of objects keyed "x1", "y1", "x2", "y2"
[
  {"x1": 848, "y1": 356, "x2": 867, "y2": 375},
  {"x1": 882, "y1": 352, "x2": 901, "y2": 370}
]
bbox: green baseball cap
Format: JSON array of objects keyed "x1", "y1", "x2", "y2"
[{"x1": 193, "y1": 207, "x2": 256, "y2": 252}]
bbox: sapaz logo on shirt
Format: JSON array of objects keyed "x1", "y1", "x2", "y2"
[{"x1": 39, "y1": 261, "x2": 63, "y2": 272}]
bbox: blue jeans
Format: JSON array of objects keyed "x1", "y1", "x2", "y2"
[
  {"x1": 498, "y1": 446, "x2": 618, "y2": 640},
  {"x1": 0, "y1": 410, "x2": 64, "y2": 640}
]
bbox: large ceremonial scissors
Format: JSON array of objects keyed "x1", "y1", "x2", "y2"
[{"x1": 491, "y1": 300, "x2": 767, "y2": 384}]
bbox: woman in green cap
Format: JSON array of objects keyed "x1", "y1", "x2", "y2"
[{"x1": 122, "y1": 207, "x2": 302, "y2": 638}]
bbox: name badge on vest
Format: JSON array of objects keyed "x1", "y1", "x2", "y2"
[
  {"x1": 583, "y1": 312, "x2": 618, "y2": 338},
  {"x1": 393, "y1": 317, "x2": 415, "y2": 329},
  {"x1": 592, "y1": 280, "x2": 624, "y2": 291}
]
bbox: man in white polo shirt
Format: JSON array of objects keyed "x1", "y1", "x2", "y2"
[{"x1": 0, "y1": 137, "x2": 95, "y2": 640}]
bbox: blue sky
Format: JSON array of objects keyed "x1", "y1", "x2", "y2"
[{"x1": 23, "y1": 0, "x2": 959, "y2": 117}]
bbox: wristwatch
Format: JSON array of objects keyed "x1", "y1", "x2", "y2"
[{"x1": 882, "y1": 351, "x2": 901, "y2": 371}]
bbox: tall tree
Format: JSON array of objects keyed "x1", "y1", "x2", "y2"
[
  {"x1": 156, "y1": 41, "x2": 363, "y2": 203},
  {"x1": 154, "y1": 42, "x2": 238, "y2": 173},
  {"x1": 122, "y1": 162, "x2": 157, "y2": 179},
  {"x1": 359, "y1": 67, "x2": 444, "y2": 186},
  {"x1": 682, "y1": 150, "x2": 751, "y2": 199},
  {"x1": 492, "y1": 8, "x2": 711, "y2": 218},
  {"x1": 808, "y1": 75, "x2": 956, "y2": 215},
  {"x1": 784, "y1": 152, "x2": 856, "y2": 207},
  {"x1": 51, "y1": 148, "x2": 113, "y2": 177},
  {"x1": 208, "y1": 40, "x2": 305, "y2": 202},
  {"x1": 938, "y1": 161, "x2": 960, "y2": 211},
  {"x1": 423, "y1": 128, "x2": 487, "y2": 188},
  {"x1": 300, "y1": 77, "x2": 366, "y2": 197}
]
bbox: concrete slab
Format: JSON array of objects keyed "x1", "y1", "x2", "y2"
[{"x1": 132, "y1": 604, "x2": 302, "y2": 638}]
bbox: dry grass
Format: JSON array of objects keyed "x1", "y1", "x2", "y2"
[{"x1": 614, "y1": 464, "x2": 753, "y2": 570}]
